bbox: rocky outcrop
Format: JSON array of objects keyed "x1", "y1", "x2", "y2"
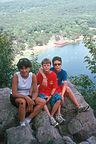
[
  {"x1": 0, "y1": 88, "x2": 18, "y2": 142},
  {"x1": 0, "y1": 82, "x2": 96, "y2": 144},
  {"x1": 6, "y1": 124, "x2": 37, "y2": 144}
]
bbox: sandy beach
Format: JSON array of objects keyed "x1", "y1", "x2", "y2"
[
  {"x1": 15, "y1": 35, "x2": 87, "y2": 63},
  {"x1": 33, "y1": 41, "x2": 55, "y2": 54},
  {"x1": 33, "y1": 35, "x2": 85, "y2": 53}
]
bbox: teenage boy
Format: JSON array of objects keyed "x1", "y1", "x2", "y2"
[
  {"x1": 39, "y1": 56, "x2": 89, "y2": 114},
  {"x1": 37, "y1": 58, "x2": 64, "y2": 127}
]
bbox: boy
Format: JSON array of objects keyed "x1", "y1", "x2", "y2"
[
  {"x1": 39, "y1": 56, "x2": 89, "y2": 115},
  {"x1": 37, "y1": 58, "x2": 64, "y2": 127}
]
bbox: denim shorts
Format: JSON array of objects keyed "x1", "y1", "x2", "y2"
[{"x1": 39, "y1": 93, "x2": 62, "y2": 106}]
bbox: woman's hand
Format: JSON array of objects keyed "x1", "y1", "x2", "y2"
[{"x1": 25, "y1": 96, "x2": 35, "y2": 112}]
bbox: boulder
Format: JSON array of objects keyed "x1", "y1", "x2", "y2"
[
  {"x1": 79, "y1": 136, "x2": 96, "y2": 144},
  {"x1": 6, "y1": 124, "x2": 37, "y2": 144},
  {"x1": 0, "y1": 88, "x2": 18, "y2": 141},
  {"x1": 0, "y1": 82, "x2": 96, "y2": 144},
  {"x1": 62, "y1": 136, "x2": 76, "y2": 144},
  {"x1": 33, "y1": 111, "x2": 63, "y2": 144},
  {"x1": 66, "y1": 82, "x2": 96, "y2": 142}
]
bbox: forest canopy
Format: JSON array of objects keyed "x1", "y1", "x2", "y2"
[{"x1": 0, "y1": 0, "x2": 96, "y2": 52}]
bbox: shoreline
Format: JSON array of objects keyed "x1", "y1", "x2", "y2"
[
  {"x1": 14, "y1": 35, "x2": 96, "y2": 63},
  {"x1": 33, "y1": 35, "x2": 84, "y2": 53},
  {"x1": 33, "y1": 41, "x2": 55, "y2": 54}
]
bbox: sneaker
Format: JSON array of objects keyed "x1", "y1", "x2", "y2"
[
  {"x1": 20, "y1": 121, "x2": 26, "y2": 126},
  {"x1": 50, "y1": 117, "x2": 58, "y2": 127},
  {"x1": 25, "y1": 117, "x2": 31, "y2": 124},
  {"x1": 78, "y1": 105, "x2": 90, "y2": 113},
  {"x1": 56, "y1": 114, "x2": 65, "y2": 124}
]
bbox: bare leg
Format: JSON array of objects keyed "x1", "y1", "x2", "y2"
[
  {"x1": 56, "y1": 105, "x2": 61, "y2": 115},
  {"x1": 67, "y1": 86, "x2": 79, "y2": 107},
  {"x1": 44, "y1": 105, "x2": 51, "y2": 118},
  {"x1": 28, "y1": 97, "x2": 46, "y2": 119},
  {"x1": 51, "y1": 100, "x2": 61, "y2": 117},
  {"x1": 15, "y1": 98, "x2": 26, "y2": 122}
]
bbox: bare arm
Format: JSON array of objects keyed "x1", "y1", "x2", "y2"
[
  {"x1": 31, "y1": 73, "x2": 38, "y2": 100},
  {"x1": 39, "y1": 68, "x2": 47, "y2": 87},
  {"x1": 12, "y1": 74, "x2": 34, "y2": 107},
  {"x1": 12, "y1": 74, "x2": 27, "y2": 99},
  {"x1": 61, "y1": 81, "x2": 67, "y2": 102},
  {"x1": 46, "y1": 88, "x2": 56, "y2": 102}
]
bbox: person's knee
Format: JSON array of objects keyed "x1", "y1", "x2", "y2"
[
  {"x1": 16, "y1": 98, "x2": 26, "y2": 106},
  {"x1": 35, "y1": 97, "x2": 46, "y2": 105},
  {"x1": 66, "y1": 86, "x2": 70, "y2": 93},
  {"x1": 56, "y1": 100, "x2": 61, "y2": 105}
]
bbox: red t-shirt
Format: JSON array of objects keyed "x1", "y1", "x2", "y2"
[{"x1": 37, "y1": 71, "x2": 59, "y2": 96}]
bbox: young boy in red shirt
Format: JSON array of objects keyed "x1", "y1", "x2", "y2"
[{"x1": 37, "y1": 58, "x2": 64, "y2": 127}]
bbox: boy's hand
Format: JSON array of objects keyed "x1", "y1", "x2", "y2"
[
  {"x1": 45, "y1": 96, "x2": 51, "y2": 102},
  {"x1": 61, "y1": 97, "x2": 64, "y2": 104},
  {"x1": 42, "y1": 78, "x2": 47, "y2": 87}
]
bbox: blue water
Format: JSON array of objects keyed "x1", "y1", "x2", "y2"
[{"x1": 38, "y1": 41, "x2": 95, "y2": 84}]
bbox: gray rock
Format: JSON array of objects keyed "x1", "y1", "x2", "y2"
[
  {"x1": 62, "y1": 136, "x2": 76, "y2": 144},
  {"x1": 0, "y1": 88, "x2": 18, "y2": 139},
  {"x1": 67, "y1": 104, "x2": 96, "y2": 142},
  {"x1": 53, "y1": 138, "x2": 65, "y2": 144},
  {"x1": 33, "y1": 111, "x2": 63, "y2": 144},
  {"x1": 61, "y1": 82, "x2": 96, "y2": 142},
  {"x1": 6, "y1": 124, "x2": 37, "y2": 144},
  {"x1": 79, "y1": 136, "x2": 96, "y2": 144},
  {"x1": 87, "y1": 136, "x2": 96, "y2": 144},
  {"x1": 79, "y1": 142, "x2": 89, "y2": 144},
  {"x1": 0, "y1": 82, "x2": 96, "y2": 144}
]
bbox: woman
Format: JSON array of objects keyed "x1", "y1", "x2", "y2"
[{"x1": 10, "y1": 58, "x2": 38, "y2": 126}]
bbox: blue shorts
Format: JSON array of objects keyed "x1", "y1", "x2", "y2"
[{"x1": 39, "y1": 93, "x2": 62, "y2": 106}]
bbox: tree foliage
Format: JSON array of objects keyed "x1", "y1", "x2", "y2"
[
  {"x1": 0, "y1": 0, "x2": 96, "y2": 52},
  {"x1": 69, "y1": 74, "x2": 96, "y2": 116},
  {"x1": 0, "y1": 31, "x2": 15, "y2": 87},
  {"x1": 69, "y1": 38, "x2": 96, "y2": 116},
  {"x1": 84, "y1": 37, "x2": 96, "y2": 78}
]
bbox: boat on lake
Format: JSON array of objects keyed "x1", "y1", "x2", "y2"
[{"x1": 54, "y1": 40, "x2": 69, "y2": 47}]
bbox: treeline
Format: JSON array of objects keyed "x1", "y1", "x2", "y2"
[
  {"x1": 0, "y1": 0, "x2": 96, "y2": 53},
  {"x1": 69, "y1": 38, "x2": 96, "y2": 116}
]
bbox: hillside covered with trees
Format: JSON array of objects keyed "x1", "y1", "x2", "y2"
[{"x1": 0, "y1": 0, "x2": 96, "y2": 53}]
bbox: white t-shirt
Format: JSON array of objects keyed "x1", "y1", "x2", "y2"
[{"x1": 16, "y1": 72, "x2": 32, "y2": 96}]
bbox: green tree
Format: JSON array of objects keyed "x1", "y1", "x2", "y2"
[
  {"x1": 0, "y1": 31, "x2": 15, "y2": 87},
  {"x1": 69, "y1": 38, "x2": 96, "y2": 116},
  {"x1": 69, "y1": 74, "x2": 96, "y2": 116},
  {"x1": 84, "y1": 37, "x2": 96, "y2": 78}
]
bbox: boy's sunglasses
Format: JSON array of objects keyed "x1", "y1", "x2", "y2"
[{"x1": 53, "y1": 63, "x2": 61, "y2": 66}]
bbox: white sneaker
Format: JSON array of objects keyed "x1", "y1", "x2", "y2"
[
  {"x1": 56, "y1": 114, "x2": 65, "y2": 124},
  {"x1": 50, "y1": 117, "x2": 58, "y2": 127},
  {"x1": 20, "y1": 121, "x2": 26, "y2": 126},
  {"x1": 25, "y1": 117, "x2": 31, "y2": 124},
  {"x1": 78, "y1": 105, "x2": 90, "y2": 113}
]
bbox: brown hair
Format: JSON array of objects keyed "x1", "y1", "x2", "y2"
[
  {"x1": 17, "y1": 58, "x2": 32, "y2": 70},
  {"x1": 52, "y1": 56, "x2": 62, "y2": 65},
  {"x1": 41, "y1": 58, "x2": 51, "y2": 66}
]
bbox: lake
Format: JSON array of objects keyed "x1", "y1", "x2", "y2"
[{"x1": 38, "y1": 41, "x2": 95, "y2": 84}]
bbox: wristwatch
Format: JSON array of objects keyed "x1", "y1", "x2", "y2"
[{"x1": 50, "y1": 94, "x2": 53, "y2": 97}]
